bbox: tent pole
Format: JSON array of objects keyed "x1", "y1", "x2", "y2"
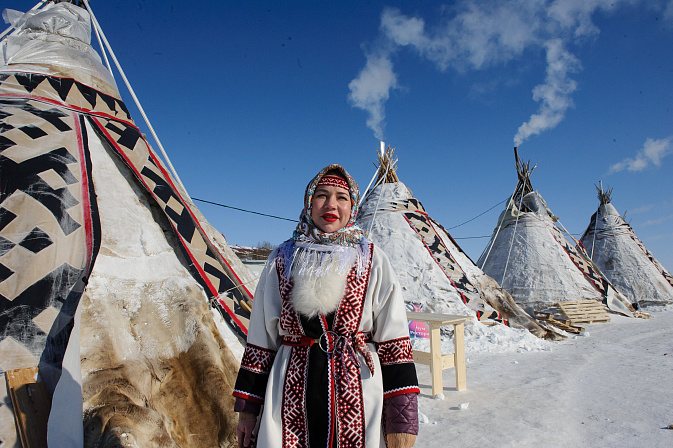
[
  {"x1": 0, "y1": 0, "x2": 48, "y2": 41},
  {"x1": 365, "y1": 144, "x2": 391, "y2": 237},
  {"x1": 501, "y1": 182, "x2": 526, "y2": 286},
  {"x1": 589, "y1": 181, "x2": 605, "y2": 260},
  {"x1": 81, "y1": 0, "x2": 190, "y2": 196},
  {"x1": 359, "y1": 141, "x2": 385, "y2": 207},
  {"x1": 88, "y1": 7, "x2": 114, "y2": 81},
  {"x1": 479, "y1": 181, "x2": 522, "y2": 270}
]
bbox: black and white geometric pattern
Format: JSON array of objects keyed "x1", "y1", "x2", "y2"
[
  {"x1": 0, "y1": 96, "x2": 99, "y2": 386},
  {"x1": 1, "y1": 70, "x2": 252, "y2": 383},
  {"x1": 398, "y1": 199, "x2": 506, "y2": 325}
]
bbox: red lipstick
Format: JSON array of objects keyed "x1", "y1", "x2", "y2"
[{"x1": 322, "y1": 213, "x2": 338, "y2": 222}]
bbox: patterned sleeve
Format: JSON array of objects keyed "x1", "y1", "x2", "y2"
[
  {"x1": 233, "y1": 251, "x2": 283, "y2": 405},
  {"x1": 370, "y1": 247, "x2": 420, "y2": 399}
]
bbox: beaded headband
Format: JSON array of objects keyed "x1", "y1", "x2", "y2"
[{"x1": 316, "y1": 175, "x2": 350, "y2": 191}]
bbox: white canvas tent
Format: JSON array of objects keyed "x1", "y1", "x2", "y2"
[
  {"x1": 0, "y1": 2, "x2": 254, "y2": 447},
  {"x1": 477, "y1": 149, "x2": 635, "y2": 316},
  {"x1": 580, "y1": 186, "x2": 673, "y2": 307},
  {"x1": 357, "y1": 147, "x2": 560, "y2": 340}
]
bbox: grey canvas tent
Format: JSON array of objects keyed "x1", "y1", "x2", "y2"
[
  {"x1": 477, "y1": 149, "x2": 635, "y2": 317},
  {"x1": 580, "y1": 186, "x2": 673, "y2": 307},
  {"x1": 357, "y1": 147, "x2": 560, "y2": 340}
]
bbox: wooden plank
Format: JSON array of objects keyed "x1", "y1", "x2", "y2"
[
  {"x1": 239, "y1": 299, "x2": 252, "y2": 314},
  {"x1": 557, "y1": 300, "x2": 610, "y2": 326},
  {"x1": 559, "y1": 302, "x2": 602, "y2": 308},
  {"x1": 412, "y1": 351, "x2": 455, "y2": 370},
  {"x1": 428, "y1": 326, "x2": 443, "y2": 397},
  {"x1": 561, "y1": 308, "x2": 606, "y2": 314},
  {"x1": 573, "y1": 318, "x2": 610, "y2": 324},
  {"x1": 548, "y1": 317, "x2": 584, "y2": 334},
  {"x1": 562, "y1": 306, "x2": 604, "y2": 311},
  {"x1": 6, "y1": 367, "x2": 51, "y2": 448},
  {"x1": 454, "y1": 322, "x2": 467, "y2": 391},
  {"x1": 406, "y1": 312, "x2": 472, "y2": 326},
  {"x1": 535, "y1": 311, "x2": 584, "y2": 334}
]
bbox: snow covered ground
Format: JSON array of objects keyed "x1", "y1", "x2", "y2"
[{"x1": 413, "y1": 307, "x2": 673, "y2": 448}]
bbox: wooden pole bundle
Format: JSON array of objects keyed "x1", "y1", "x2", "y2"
[
  {"x1": 375, "y1": 145, "x2": 400, "y2": 184},
  {"x1": 514, "y1": 147, "x2": 536, "y2": 198}
]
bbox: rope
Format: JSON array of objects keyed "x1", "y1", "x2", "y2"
[
  {"x1": 501, "y1": 184, "x2": 526, "y2": 286},
  {"x1": 478, "y1": 182, "x2": 523, "y2": 269},
  {"x1": 589, "y1": 184, "x2": 602, "y2": 259},
  {"x1": 359, "y1": 148, "x2": 383, "y2": 207},
  {"x1": 88, "y1": 5, "x2": 114, "y2": 81},
  {"x1": 209, "y1": 276, "x2": 259, "y2": 301},
  {"x1": 365, "y1": 163, "x2": 390, "y2": 237},
  {"x1": 81, "y1": 0, "x2": 189, "y2": 196},
  {"x1": 193, "y1": 198, "x2": 298, "y2": 222},
  {"x1": 447, "y1": 197, "x2": 509, "y2": 230}
]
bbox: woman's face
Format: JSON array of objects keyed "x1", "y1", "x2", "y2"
[{"x1": 310, "y1": 184, "x2": 351, "y2": 233}]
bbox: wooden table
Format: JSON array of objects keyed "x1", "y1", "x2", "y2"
[{"x1": 407, "y1": 312, "x2": 473, "y2": 396}]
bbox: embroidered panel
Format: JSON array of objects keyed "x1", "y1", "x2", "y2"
[
  {"x1": 281, "y1": 345, "x2": 311, "y2": 448},
  {"x1": 333, "y1": 256, "x2": 371, "y2": 336},
  {"x1": 334, "y1": 368, "x2": 366, "y2": 448},
  {"x1": 240, "y1": 343, "x2": 276, "y2": 375},
  {"x1": 331, "y1": 244, "x2": 373, "y2": 448},
  {"x1": 275, "y1": 251, "x2": 304, "y2": 335},
  {"x1": 234, "y1": 342, "x2": 276, "y2": 403},
  {"x1": 275, "y1": 242, "x2": 374, "y2": 448},
  {"x1": 377, "y1": 337, "x2": 414, "y2": 365}
]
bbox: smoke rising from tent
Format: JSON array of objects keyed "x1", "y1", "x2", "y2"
[
  {"x1": 609, "y1": 136, "x2": 673, "y2": 173},
  {"x1": 348, "y1": 54, "x2": 398, "y2": 140},
  {"x1": 513, "y1": 39, "x2": 580, "y2": 146},
  {"x1": 348, "y1": 0, "x2": 668, "y2": 144}
]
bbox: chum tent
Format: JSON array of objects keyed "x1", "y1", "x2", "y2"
[
  {"x1": 0, "y1": 2, "x2": 254, "y2": 447},
  {"x1": 579, "y1": 186, "x2": 673, "y2": 307},
  {"x1": 357, "y1": 147, "x2": 560, "y2": 340},
  {"x1": 477, "y1": 149, "x2": 636, "y2": 316}
]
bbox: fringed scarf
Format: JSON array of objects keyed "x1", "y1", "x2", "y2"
[
  {"x1": 279, "y1": 164, "x2": 370, "y2": 317},
  {"x1": 292, "y1": 164, "x2": 364, "y2": 247}
]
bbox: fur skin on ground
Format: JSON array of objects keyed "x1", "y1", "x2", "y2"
[{"x1": 476, "y1": 275, "x2": 565, "y2": 341}]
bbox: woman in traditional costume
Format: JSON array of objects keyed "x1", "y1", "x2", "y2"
[{"x1": 234, "y1": 165, "x2": 419, "y2": 448}]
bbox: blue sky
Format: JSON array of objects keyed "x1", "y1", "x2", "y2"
[{"x1": 6, "y1": 0, "x2": 672, "y2": 270}]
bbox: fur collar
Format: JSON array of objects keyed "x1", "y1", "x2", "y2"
[{"x1": 290, "y1": 252, "x2": 348, "y2": 319}]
